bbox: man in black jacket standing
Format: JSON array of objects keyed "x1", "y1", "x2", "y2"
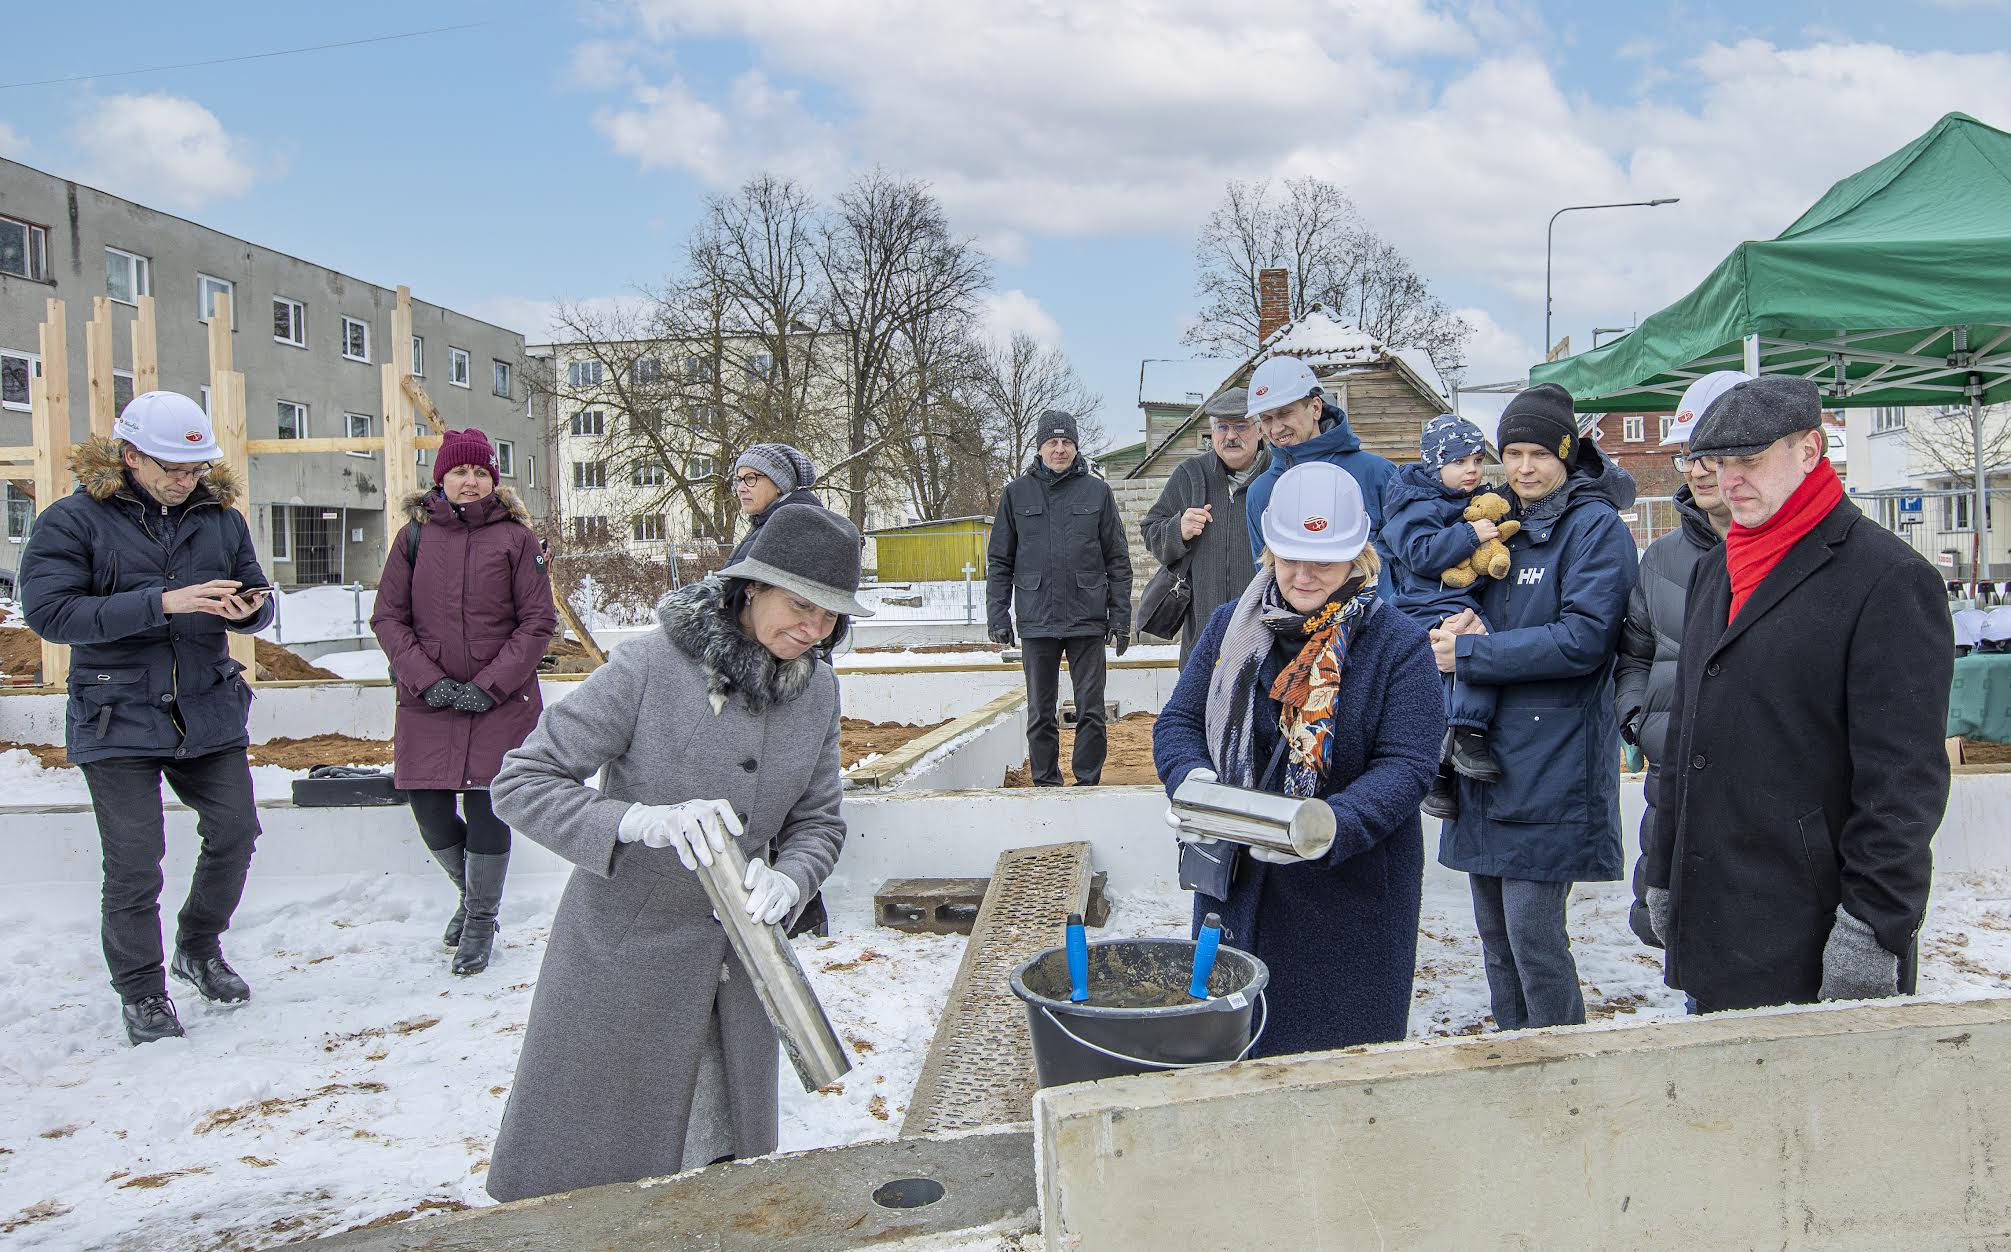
[
  {"x1": 1614, "y1": 371, "x2": 1744, "y2": 947},
  {"x1": 1644, "y1": 376, "x2": 1952, "y2": 1012},
  {"x1": 20, "y1": 392, "x2": 275, "y2": 1045},
  {"x1": 987, "y1": 411, "x2": 1132, "y2": 785},
  {"x1": 1139, "y1": 388, "x2": 1268, "y2": 664}
]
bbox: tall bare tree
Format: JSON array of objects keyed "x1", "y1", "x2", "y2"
[{"x1": 967, "y1": 330, "x2": 1104, "y2": 490}]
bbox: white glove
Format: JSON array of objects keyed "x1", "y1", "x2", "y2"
[
  {"x1": 616, "y1": 798, "x2": 743, "y2": 870},
  {"x1": 1167, "y1": 767, "x2": 1219, "y2": 845},
  {"x1": 743, "y1": 859, "x2": 802, "y2": 926},
  {"x1": 1248, "y1": 845, "x2": 1301, "y2": 864}
]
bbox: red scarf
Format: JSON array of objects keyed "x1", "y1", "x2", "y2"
[{"x1": 1724, "y1": 459, "x2": 1843, "y2": 624}]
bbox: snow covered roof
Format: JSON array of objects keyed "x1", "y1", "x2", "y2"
[{"x1": 1261, "y1": 310, "x2": 1388, "y2": 364}]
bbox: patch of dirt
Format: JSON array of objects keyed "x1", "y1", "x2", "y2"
[
  {"x1": 195, "y1": 1081, "x2": 388, "y2": 1135},
  {"x1": 256, "y1": 640, "x2": 340, "y2": 682},
  {"x1": 0, "y1": 623, "x2": 335, "y2": 683},
  {"x1": 327, "y1": 1198, "x2": 471, "y2": 1237},
  {"x1": 2, "y1": 1199, "x2": 71, "y2": 1234},
  {"x1": 840, "y1": 718, "x2": 946, "y2": 768},
  {"x1": 249, "y1": 735, "x2": 394, "y2": 770},
  {"x1": 1005, "y1": 712, "x2": 1160, "y2": 787},
  {"x1": 868, "y1": 1094, "x2": 890, "y2": 1121},
  {"x1": 821, "y1": 949, "x2": 885, "y2": 974},
  {"x1": 854, "y1": 642, "x2": 1006, "y2": 655},
  {"x1": 120, "y1": 1167, "x2": 209, "y2": 1189}
]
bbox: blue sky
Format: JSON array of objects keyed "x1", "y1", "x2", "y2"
[{"x1": 4, "y1": 2, "x2": 2008, "y2": 445}]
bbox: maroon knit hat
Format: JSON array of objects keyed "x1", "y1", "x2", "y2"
[{"x1": 433, "y1": 427, "x2": 500, "y2": 485}]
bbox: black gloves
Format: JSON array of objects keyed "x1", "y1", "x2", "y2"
[
  {"x1": 989, "y1": 626, "x2": 1014, "y2": 646},
  {"x1": 421, "y1": 677, "x2": 498, "y2": 713},
  {"x1": 1109, "y1": 630, "x2": 1130, "y2": 657}
]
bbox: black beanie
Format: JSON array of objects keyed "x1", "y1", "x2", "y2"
[
  {"x1": 1037, "y1": 409, "x2": 1081, "y2": 448},
  {"x1": 1496, "y1": 383, "x2": 1579, "y2": 463}
]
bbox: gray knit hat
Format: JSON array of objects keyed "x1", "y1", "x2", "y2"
[
  {"x1": 716, "y1": 505, "x2": 874, "y2": 618},
  {"x1": 734, "y1": 442, "x2": 817, "y2": 494}
]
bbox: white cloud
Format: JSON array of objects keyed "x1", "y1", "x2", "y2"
[
  {"x1": 71, "y1": 94, "x2": 262, "y2": 210},
  {"x1": 0, "y1": 121, "x2": 27, "y2": 158},
  {"x1": 1451, "y1": 306, "x2": 1540, "y2": 390},
  {"x1": 979, "y1": 289, "x2": 1063, "y2": 349},
  {"x1": 468, "y1": 294, "x2": 657, "y2": 343}
]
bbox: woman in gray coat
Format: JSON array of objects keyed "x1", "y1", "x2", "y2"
[{"x1": 485, "y1": 505, "x2": 871, "y2": 1202}]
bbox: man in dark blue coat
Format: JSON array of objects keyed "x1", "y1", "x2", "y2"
[
  {"x1": 986, "y1": 411, "x2": 1132, "y2": 786},
  {"x1": 19, "y1": 392, "x2": 274, "y2": 1045},
  {"x1": 1432, "y1": 383, "x2": 1638, "y2": 1030}
]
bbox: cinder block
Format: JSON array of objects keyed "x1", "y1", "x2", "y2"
[{"x1": 1058, "y1": 700, "x2": 1119, "y2": 728}]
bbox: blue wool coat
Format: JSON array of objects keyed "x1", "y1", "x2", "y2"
[
  {"x1": 1438, "y1": 445, "x2": 1639, "y2": 883},
  {"x1": 1381, "y1": 461, "x2": 1505, "y2": 630},
  {"x1": 1153, "y1": 597, "x2": 1445, "y2": 1057},
  {"x1": 1244, "y1": 401, "x2": 1398, "y2": 595}
]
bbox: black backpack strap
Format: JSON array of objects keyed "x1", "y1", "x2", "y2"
[{"x1": 403, "y1": 522, "x2": 421, "y2": 566}]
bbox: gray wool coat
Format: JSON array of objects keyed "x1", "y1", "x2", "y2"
[{"x1": 484, "y1": 587, "x2": 845, "y2": 1203}]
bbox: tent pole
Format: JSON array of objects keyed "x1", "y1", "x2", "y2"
[
  {"x1": 1973, "y1": 389, "x2": 1988, "y2": 597},
  {"x1": 1742, "y1": 334, "x2": 1761, "y2": 375}
]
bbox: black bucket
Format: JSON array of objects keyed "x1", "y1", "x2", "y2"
[{"x1": 1009, "y1": 937, "x2": 1269, "y2": 1087}]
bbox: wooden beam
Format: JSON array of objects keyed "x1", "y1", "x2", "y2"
[
  {"x1": 212, "y1": 370, "x2": 258, "y2": 682},
  {"x1": 0, "y1": 445, "x2": 38, "y2": 462},
  {"x1": 243, "y1": 435, "x2": 440, "y2": 456},
  {"x1": 41, "y1": 298, "x2": 70, "y2": 444},
  {"x1": 0, "y1": 469, "x2": 36, "y2": 481},
  {"x1": 132, "y1": 295, "x2": 159, "y2": 394},
  {"x1": 86, "y1": 296, "x2": 117, "y2": 436},
  {"x1": 382, "y1": 363, "x2": 416, "y2": 552},
  {"x1": 552, "y1": 590, "x2": 607, "y2": 666},
  {"x1": 30, "y1": 370, "x2": 69, "y2": 687},
  {"x1": 402, "y1": 375, "x2": 446, "y2": 435},
  {"x1": 392, "y1": 285, "x2": 414, "y2": 378},
  {"x1": 207, "y1": 291, "x2": 233, "y2": 384}
]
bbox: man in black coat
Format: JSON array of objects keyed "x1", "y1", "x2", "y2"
[
  {"x1": 1138, "y1": 388, "x2": 1268, "y2": 664},
  {"x1": 986, "y1": 410, "x2": 1132, "y2": 785},
  {"x1": 1644, "y1": 376, "x2": 1953, "y2": 1012},
  {"x1": 19, "y1": 392, "x2": 275, "y2": 1045},
  {"x1": 1614, "y1": 371, "x2": 1744, "y2": 947}
]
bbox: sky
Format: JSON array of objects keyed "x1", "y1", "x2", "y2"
[{"x1": 4, "y1": 1, "x2": 2009, "y2": 447}]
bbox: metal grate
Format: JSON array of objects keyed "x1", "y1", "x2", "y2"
[{"x1": 900, "y1": 841, "x2": 1092, "y2": 1136}]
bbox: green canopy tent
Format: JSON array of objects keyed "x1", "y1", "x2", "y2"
[{"x1": 1531, "y1": 111, "x2": 2011, "y2": 581}]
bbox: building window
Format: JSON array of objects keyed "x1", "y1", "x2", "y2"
[
  {"x1": 1623, "y1": 415, "x2": 1644, "y2": 443},
  {"x1": 495, "y1": 438, "x2": 515, "y2": 478},
  {"x1": 199, "y1": 384, "x2": 212, "y2": 415},
  {"x1": 276, "y1": 400, "x2": 308, "y2": 439},
  {"x1": 448, "y1": 347, "x2": 470, "y2": 387},
  {"x1": 113, "y1": 370, "x2": 134, "y2": 417},
  {"x1": 415, "y1": 420, "x2": 429, "y2": 466},
  {"x1": 568, "y1": 359, "x2": 604, "y2": 388},
  {"x1": 1872, "y1": 406, "x2": 1907, "y2": 434},
  {"x1": 341, "y1": 316, "x2": 371, "y2": 363},
  {"x1": 1940, "y1": 492, "x2": 1991, "y2": 533},
  {"x1": 573, "y1": 460, "x2": 608, "y2": 490},
  {"x1": 686, "y1": 455, "x2": 716, "y2": 482},
  {"x1": 1, "y1": 349, "x2": 40, "y2": 413},
  {"x1": 629, "y1": 356, "x2": 663, "y2": 386},
  {"x1": 410, "y1": 335, "x2": 424, "y2": 376},
  {"x1": 270, "y1": 504, "x2": 291, "y2": 561},
  {"x1": 570, "y1": 516, "x2": 610, "y2": 543},
  {"x1": 633, "y1": 461, "x2": 665, "y2": 487},
  {"x1": 197, "y1": 274, "x2": 235, "y2": 326},
  {"x1": 273, "y1": 296, "x2": 306, "y2": 347},
  {"x1": 1, "y1": 216, "x2": 49, "y2": 281},
  {"x1": 750, "y1": 352, "x2": 775, "y2": 378},
  {"x1": 570, "y1": 409, "x2": 606, "y2": 437},
  {"x1": 105, "y1": 247, "x2": 152, "y2": 304},
  {"x1": 5, "y1": 483, "x2": 32, "y2": 542},
  {"x1": 493, "y1": 359, "x2": 512, "y2": 398},
  {"x1": 632, "y1": 514, "x2": 664, "y2": 542},
  {"x1": 345, "y1": 412, "x2": 372, "y2": 458},
  {"x1": 681, "y1": 354, "x2": 715, "y2": 383}
]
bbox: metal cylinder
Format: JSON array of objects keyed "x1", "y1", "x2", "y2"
[
  {"x1": 692, "y1": 838, "x2": 853, "y2": 1092},
  {"x1": 1170, "y1": 776, "x2": 1336, "y2": 861}
]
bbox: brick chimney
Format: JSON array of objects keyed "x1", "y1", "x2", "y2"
[{"x1": 1257, "y1": 268, "x2": 1290, "y2": 345}]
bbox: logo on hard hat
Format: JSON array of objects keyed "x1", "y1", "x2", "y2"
[
  {"x1": 1676, "y1": 408, "x2": 1694, "y2": 422},
  {"x1": 1303, "y1": 516, "x2": 1328, "y2": 533},
  {"x1": 184, "y1": 430, "x2": 204, "y2": 443},
  {"x1": 1253, "y1": 385, "x2": 1270, "y2": 398}
]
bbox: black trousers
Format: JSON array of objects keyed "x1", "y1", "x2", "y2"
[
  {"x1": 1021, "y1": 635, "x2": 1108, "y2": 786},
  {"x1": 79, "y1": 748, "x2": 261, "y2": 1002},
  {"x1": 408, "y1": 789, "x2": 511, "y2": 856}
]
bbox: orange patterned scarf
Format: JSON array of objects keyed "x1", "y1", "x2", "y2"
[{"x1": 1268, "y1": 583, "x2": 1378, "y2": 797}]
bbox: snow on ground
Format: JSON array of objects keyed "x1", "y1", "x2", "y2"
[
  {"x1": 259, "y1": 586, "x2": 376, "y2": 647},
  {"x1": 3, "y1": 870, "x2": 2008, "y2": 1249},
  {"x1": 0, "y1": 750, "x2": 361, "y2": 807},
  {"x1": 313, "y1": 650, "x2": 391, "y2": 682},
  {"x1": 835, "y1": 643, "x2": 1180, "y2": 671}
]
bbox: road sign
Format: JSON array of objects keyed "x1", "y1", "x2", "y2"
[{"x1": 1899, "y1": 494, "x2": 1924, "y2": 515}]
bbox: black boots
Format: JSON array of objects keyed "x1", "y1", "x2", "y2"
[
  {"x1": 430, "y1": 844, "x2": 468, "y2": 948},
  {"x1": 1421, "y1": 760, "x2": 1460, "y2": 819},
  {"x1": 453, "y1": 851, "x2": 509, "y2": 976},
  {"x1": 1448, "y1": 727, "x2": 1504, "y2": 784},
  {"x1": 170, "y1": 949, "x2": 251, "y2": 1003},
  {"x1": 122, "y1": 993, "x2": 185, "y2": 1045}
]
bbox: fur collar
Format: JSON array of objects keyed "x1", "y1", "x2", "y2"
[
  {"x1": 658, "y1": 578, "x2": 816, "y2": 715},
  {"x1": 70, "y1": 436, "x2": 243, "y2": 509},
  {"x1": 401, "y1": 485, "x2": 532, "y2": 526}
]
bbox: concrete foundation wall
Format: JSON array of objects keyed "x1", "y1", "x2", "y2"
[{"x1": 1034, "y1": 998, "x2": 2011, "y2": 1250}]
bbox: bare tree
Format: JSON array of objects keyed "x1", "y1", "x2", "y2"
[
  {"x1": 966, "y1": 330, "x2": 1104, "y2": 491},
  {"x1": 1183, "y1": 175, "x2": 1472, "y2": 383}
]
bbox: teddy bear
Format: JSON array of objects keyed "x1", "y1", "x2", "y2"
[{"x1": 1440, "y1": 492, "x2": 1521, "y2": 589}]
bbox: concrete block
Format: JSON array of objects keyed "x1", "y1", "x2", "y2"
[
  {"x1": 1058, "y1": 700, "x2": 1119, "y2": 728},
  {"x1": 1036, "y1": 999, "x2": 2011, "y2": 1250},
  {"x1": 876, "y1": 872, "x2": 1111, "y2": 934}
]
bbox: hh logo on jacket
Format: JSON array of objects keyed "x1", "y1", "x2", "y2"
[{"x1": 1516, "y1": 565, "x2": 1547, "y2": 586}]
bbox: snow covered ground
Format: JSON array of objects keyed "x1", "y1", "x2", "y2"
[
  {"x1": 312, "y1": 650, "x2": 391, "y2": 682},
  {"x1": 3, "y1": 868, "x2": 2007, "y2": 1249},
  {"x1": 0, "y1": 750, "x2": 370, "y2": 808}
]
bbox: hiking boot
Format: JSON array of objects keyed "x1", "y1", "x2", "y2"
[
  {"x1": 1420, "y1": 762, "x2": 1460, "y2": 819},
  {"x1": 170, "y1": 949, "x2": 251, "y2": 1003},
  {"x1": 1448, "y1": 727, "x2": 1504, "y2": 784},
  {"x1": 122, "y1": 994, "x2": 185, "y2": 1045},
  {"x1": 453, "y1": 850, "x2": 510, "y2": 976}
]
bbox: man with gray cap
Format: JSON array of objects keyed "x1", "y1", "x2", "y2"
[
  {"x1": 726, "y1": 442, "x2": 821, "y2": 565},
  {"x1": 1139, "y1": 387, "x2": 1269, "y2": 663},
  {"x1": 1643, "y1": 374, "x2": 1952, "y2": 1012},
  {"x1": 987, "y1": 409, "x2": 1132, "y2": 786}
]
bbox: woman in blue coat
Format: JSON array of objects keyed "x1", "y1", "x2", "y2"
[
  {"x1": 1431, "y1": 384, "x2": 1638, "y2": 1031},
  {"x1": 1154, "y1": 461, "x2": 1444, "y2": 1057}
]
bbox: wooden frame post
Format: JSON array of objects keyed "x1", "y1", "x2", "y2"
[
  {"x1": 211, "y1": 367, "x2": 258, "y2": 679},
  {"x1": 132, "y1": 294, "x2": 159, "y2": 394},
  {"x1": 32, "y1": 300, "x2": 72, "y2": 687},
  {"x1": 86, "y1": 296, "x2": 118, "y2": 437}
]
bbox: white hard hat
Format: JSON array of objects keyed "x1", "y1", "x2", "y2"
[
  {"x1": 1245, "y1": 356, "x2": 1322, "y2": 420},
  {"x1": 1663, "y1": 370, "x2": 1753, "y2": 446},
  {"x1": 115, "y1": 391, "x2": 221, "y2": 461},
  {"x1": 1261, "y1": 461, "x2": 1370, "y2": 562}
]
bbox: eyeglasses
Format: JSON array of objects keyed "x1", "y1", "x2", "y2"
[
  {"x1": 144, "y1": 454, "x2": 213, "y2": 480},
  {"x1": 1210, "y1": 420, "x2": 1255, "y2": 437},
  {"x1": 732, "y1": 473, "x2": 769, "y2": 488},
  {"x1": 1670, "y1": 453, "x2": 1696, "y2": 472}
]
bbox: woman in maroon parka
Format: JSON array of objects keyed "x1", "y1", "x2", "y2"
[{"x1": 372, "y1": 428, "x2": 555, "y2": 975}]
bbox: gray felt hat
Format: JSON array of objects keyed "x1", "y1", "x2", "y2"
[
  {"x1": 1686, "y1": 374, "x2": 1823, "y2": 458},
  {"x1": 715, "y1": 505, "x2": 874, "y2": 618}
]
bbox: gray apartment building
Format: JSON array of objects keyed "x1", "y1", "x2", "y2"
[{"x1": 1, "y1": 156, "x2": 552, "y2": 588}]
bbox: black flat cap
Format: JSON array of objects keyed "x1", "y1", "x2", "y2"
[{"x1": 1687, "y1": 375, "x2": 1822, "y2": 458}]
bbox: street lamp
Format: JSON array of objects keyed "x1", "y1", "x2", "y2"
[
  {"x1": 1545, "y1": 198, "x2": 1680, "y2": 359},
  {"x1": 1591, "y1": 326, "x2": 1631, "y2": 348}
]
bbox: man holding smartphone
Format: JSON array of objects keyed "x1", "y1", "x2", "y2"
[{"x1": 20, "y1": 391, "x2": 275, "y2": 1045}]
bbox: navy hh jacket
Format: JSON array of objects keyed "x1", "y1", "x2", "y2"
[
  {"x1": 986, "y1": 457, "x2": 1133, "y2": 641},
  {"x1": 1437, "y1": 442, "x2": 1639, "y2": 883},
  {"x1": 19, "y1": 437, "x2": 274, "y2": 765},
  {"x1": 1381, "y1": 460, "x2": 1505, "y2": 630},
  {"x1": 1244, "y1": 400, "x2": 1397, "y2": 594},
  {"x1": 1153, "y1": 596, "x2": 1444, "y2": 1057}
]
